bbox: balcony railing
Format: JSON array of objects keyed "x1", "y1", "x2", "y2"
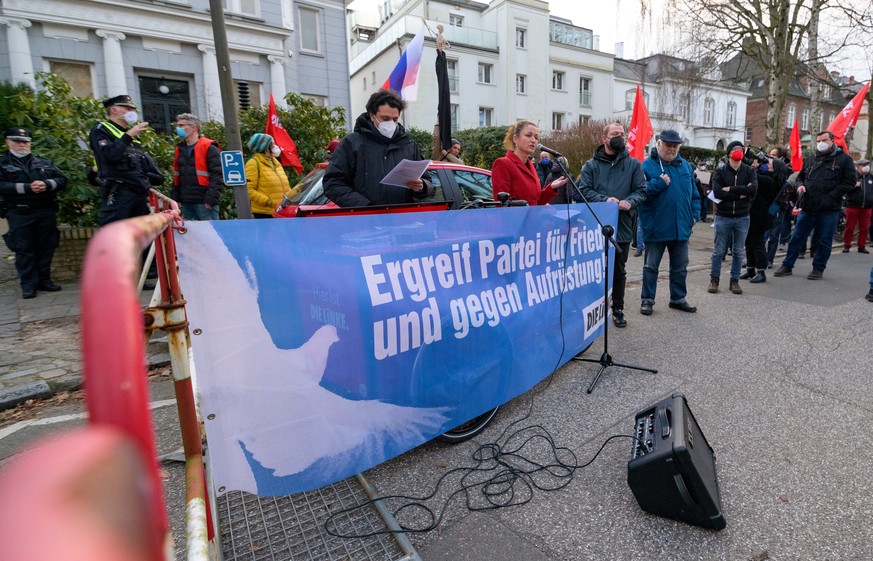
[{"x1": 579, "y1": 91, "x2": 591, "y2": 106}]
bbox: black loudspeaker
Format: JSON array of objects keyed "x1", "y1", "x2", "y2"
[{"x1": 627, "y1": 393, "x2": 726, "y2": 530}]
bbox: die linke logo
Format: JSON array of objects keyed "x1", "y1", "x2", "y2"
[{"x1": 583, "y1": 296, "x2": 607, "y2": 339}]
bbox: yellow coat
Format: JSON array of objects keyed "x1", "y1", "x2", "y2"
[{"x1": 246, "y1": 153, "x2": 291, "y2": 215}]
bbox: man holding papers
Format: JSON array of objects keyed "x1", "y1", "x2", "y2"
[{"x1": 324, "y1": 89, "x2": 431, "y2": 207}]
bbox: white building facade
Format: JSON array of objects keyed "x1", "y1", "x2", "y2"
[
  {"x1": 0, "y1": 0, "x2": 351, "y2": 132},
  {"x1": 348, "y1": 0, "x2": 615, "y2": 135}
]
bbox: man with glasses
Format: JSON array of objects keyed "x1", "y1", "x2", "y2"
[
  {"x1": 171, "y1": 113, "x2": 223, "y2": 220},
  {"x1": 638, "y1": 130, "x2": 701, "y2": 315},
  {"x1": 0, "y1": 127, "x2": 68, "y2": 299}
]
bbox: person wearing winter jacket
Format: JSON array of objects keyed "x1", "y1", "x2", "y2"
[
  {"x1": 245, "y1": 133, "x2": 291, "y2": 218},
  {"x1": 774, "y1": 131, "x2": 857, "y2": 280},
  {"x1": 578, "y1": 123, "x2": 647, "y2": 328},
  {"x1": 324, "y1": 89, "x2": 431, "y2": 207},
  {"x1": 842, "y1": 158, "x2": 873, "y2": 253},
  {"x1": 171, "y1": 113, "x2": 223, "y2": 220},
  {"x1": 740, "y1": 156, "x2": 778, "y2": 283},
  {"x1": 707, "y1": 141, "x2": 758, "y2": 295},
  {"x1": 638, "y1": 130, "x2": 701, "y2": 315}
]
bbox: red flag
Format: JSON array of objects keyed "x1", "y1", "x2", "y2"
[
  {"x1": 827, "y1": 81, "x2": 870, "y2": 152},
  {"x1": 266, "y1": 94, "x2": 303, "y2": 174},
  {"x1": 626, "y1": 85, "x2": 653, "y2": 162},
  {"x1": 789, "y1": 118, "x2": 803, "y2": 172}
]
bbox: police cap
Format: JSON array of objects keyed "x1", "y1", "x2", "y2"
[
  {"x1": 4, "y1": 127, "x2": 32, "y2": 142},
  {"x1": 102, "y1": 94, "x2": 138, "y2": 110}
]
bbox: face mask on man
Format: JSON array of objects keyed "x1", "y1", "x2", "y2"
[
  {"x1": 175, "y1": 127, "x2": 187, "y2": 138},
  {"x1": 730, "y1": 148, "x2": 744, "y2": 161},
  {"x1": 270, "y1": 145, "x2": 282, "y2": 157},
  {"x1": 863, "y1": 166, "x2": 871, "y2": 174},
  {"x1": 541, "y1": 157, "x2": 550, "y2": 165},
  {"x1": 816, "y1": 141, "x2": 830, "y2": 152},
  {"x1": 608, "y1": 135, "x2": 626, "y2": 152},
  {"x1": 9, "y1": 148, "x2": 29, "y2": 158},
  {"x1": 375, "y1": 120, "x2": 397, "y2": 139},
  {"x1": 123, "y1": 110, "x2": 139, "y2": 125}
]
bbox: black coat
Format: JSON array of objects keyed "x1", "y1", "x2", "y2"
[
  {"x1": 0, "y1": 151, "x2": 68, "y2": 211},
  {"x1": 845, "y1": 173, "x2": 873, "y2": 209},
  {"x1": 749, "y1": 170, "x2": 777, "y2": 234},
  {"x1": 796, "y1": 146, "x2": 856, "y2": 212},
  {"x1": 710, "y1": 162, "x2": 757, "y2": 217},
  {"x1": 323, "y1": 113, "x2": 431, "y2": 207},
  {"x1": 89, "y1": 121, "x2": 163, "y2": 193}
]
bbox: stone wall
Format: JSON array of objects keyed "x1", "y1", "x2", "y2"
[{"x1": 52, "y1": 227, "x2": 95, "y2": 282}]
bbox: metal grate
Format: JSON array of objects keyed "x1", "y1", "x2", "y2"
[{"x1": 217, "y1": 475, "x2": 418, "y2": 561}]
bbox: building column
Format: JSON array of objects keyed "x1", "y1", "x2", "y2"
[
  {"x1": 95, "y1": 29, "x2": 127, "y2": 96},
  {"x1": 0, "y1": 18, "x2": 34, "y2": 88},
  {"x1": 267, "y1": 55, "x2": 287, "y2": 107},
  {"x1": 198, "y1": 44, "x2": 223, "y2": 121}
]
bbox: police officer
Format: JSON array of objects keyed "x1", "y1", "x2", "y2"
[
  {"x1": 0, "y1": 127, "x2": 68, "y2": 299},
  {"x1": 89, "y1": 94, "x2": 164, "y2": 226}
]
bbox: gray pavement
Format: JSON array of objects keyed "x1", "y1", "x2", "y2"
[{"x1": 2, "y1": 216, "x2": 873, "y2": 560}]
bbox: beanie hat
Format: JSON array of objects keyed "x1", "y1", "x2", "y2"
[
  {"x1": 247, "y1": 133, "x2": 274, "y2": 153},
  {"x1": 725, "y1": 140, "x2": 745, "y2": 154}
]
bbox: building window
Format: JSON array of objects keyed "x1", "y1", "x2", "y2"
[
  {"x1": 679, "y1": 94, "x2": 690, "y2": 121},
  {"x1": 49, "y1": 60, "x2": 93, "y2": 98},
  {"x1": 625, "y1": 88, "x2": 648, "y2": 110},
  {"x1": 447, "y1": 59, "x2": 459, "y2": 92},
  {"x1": 479, "y1": 107, "x2": 493, "y2": 127},
  {"x1": 552, "y1": 112, "x2": 564, "y2": 131},
  {"x1": 451, "y1": 104, "x2": 459, "y2": 132},
  {"x1": 787, "y1": 104, "x2": 796, "y2": 126},
  {"x1": 516, "y1": 28, "x2": 526, "y2": 49},
  {"x1": 829, "y1": 112, "x2": 836, "y2": 124},
  {"x1": 298, "y1": 7, "x2": 321, "y2": 54},
  {"x1": 579, "y1": 77, "x2": 591, "y2": 106},
  {"x1": 302, "y1": 93, "x2": 327, "y2": 106},
  {"x1": 579, "y1": 115, "x2": 590, "y2": 126},
  {"x1": 703, "y1": 97, "x2": 714, "y2": 125},
  {"x1": 478, "y1": 63, "x2": 493, "y2": 84},
  {"x1": 801, "y1": 108, "x2": 809, "y2": 130},
  {"x1": 726, "y1": 101, "x2": 737, "y2": 127},
  {"x1": 363, "y1": 77, "x2": 366, "y2": 90},
  {"x1": 516, "y1": 74, "x2": 526, "y2": 94},
  {"x1": 224, "y1": 0, "x2": 259, "y2": 17},
  {"x1": 822, "y1": 83, "x2": 831, "y2": 98},
  {"x1": 745, "y1": 127, "x2": 753, "y2": 142},
  {"x1": 552, "y1": 71, "x2": 565, "y2": 91},
  {"x1": 449, "y1": 14, "x2": 463, "y2": 27}
]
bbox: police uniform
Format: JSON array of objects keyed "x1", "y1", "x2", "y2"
[
  {"x1": 89, "y1": 95, "x2": 164, "y2": 226},
  {"x1": 0, "y1": 127, "x2": 68, "y2": 298}
]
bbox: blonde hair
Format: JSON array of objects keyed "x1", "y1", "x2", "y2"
[{"x1": 503, "y1": 120, "x2": 538, "y2": 151}]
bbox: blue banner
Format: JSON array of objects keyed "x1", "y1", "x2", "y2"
[{"x1": 176, "y1": 203, "x2": 617, "y2": 496}]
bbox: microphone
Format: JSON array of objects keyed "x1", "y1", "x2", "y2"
[{"x1": 536, "y1": 144, "x2": 563, "y2": 158}]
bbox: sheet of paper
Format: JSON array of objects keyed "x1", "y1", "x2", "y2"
[
  {"x1": 707, "y1": 190, "x2": 722, "y2": 205},
  {"x1": 381, "y1": 159, "x2": 431, "y2": 188}
]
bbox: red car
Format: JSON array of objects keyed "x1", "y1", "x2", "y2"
[{"x1": 273, "y1": 161, "x2": 494, "y2": 217}]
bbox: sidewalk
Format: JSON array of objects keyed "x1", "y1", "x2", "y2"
[{"x1": 0, "y1": 218, "x2": 166, "y2": 410}]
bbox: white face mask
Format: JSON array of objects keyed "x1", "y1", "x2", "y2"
[
  {"x1": 376, "y1": 120, "x2": 397, "y2": 139},
  {"x1": 816, "y1": 141, "x2": 830, "y2": 152},
  {"x1": 863, "y1": 166, "x2": 871, "y2": 174},
  {"x1": 123, "y1": 110, "x2": 139, "y2": 125},
  {"x1": 270, "y1": 145, "x2": 282, "y2": 157},
  {"x1": 9, "y1": 148, "x2": 30, "y2": 158}
]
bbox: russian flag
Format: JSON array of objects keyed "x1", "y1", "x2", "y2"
[{"x1": 383, "y1": 24, "x2": 425, "y2": 101}]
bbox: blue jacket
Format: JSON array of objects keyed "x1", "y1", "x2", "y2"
[{"x1": 639, "y1": 148, "x2": 700, "y2": 243}]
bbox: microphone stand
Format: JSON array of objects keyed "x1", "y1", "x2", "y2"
[{"x1": 550, "y1": 158, "x2": 658, "y2": 393}]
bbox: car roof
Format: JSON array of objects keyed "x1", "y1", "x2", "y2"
[{"x1": 427, "y1": 161, "x2": 491, "y2": 175}]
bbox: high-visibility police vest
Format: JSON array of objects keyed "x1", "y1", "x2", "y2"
[
  {"x1": 173, "y1": 137, "x2": 215, "y2": 187},
  {"x1": 99, "y1": 121, "x2": 140, "y2": 144}
]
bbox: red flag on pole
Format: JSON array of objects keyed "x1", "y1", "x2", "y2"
[
  {"x1": 826, "y1": 81, "x2": 870, "y2": 152},
  {"x1": 789, "y1": 118, "x2": 803, "y2": 172},
  {"x1": 626, "y1": 85, "x2": 653, "y2": 162},
  {"x1": 266, "y1": 94, "x2": 303, "y2": 174}
]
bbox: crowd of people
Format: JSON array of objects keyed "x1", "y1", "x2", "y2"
[{"x1": 3, "y1": 88, "x2": 873, "y2": 309}]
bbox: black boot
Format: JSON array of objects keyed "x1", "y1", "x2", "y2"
[
  {"x1": 707, "y1": 277, "x2": 719, "y2": 293},
  {"x1": 739, "y1": 268, "x2": 755, "y2": 280},
  {"x1": 750, "y1": 270, "x2": 766, "y2": 283}
]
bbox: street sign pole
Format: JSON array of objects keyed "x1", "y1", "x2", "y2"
[{"x1": 208, "y1": 0, "x2": 252, "y2": 218}]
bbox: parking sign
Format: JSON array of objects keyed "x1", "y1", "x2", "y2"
[{"x1": 221, "y1": 150, "x2": 247, "y2": 186}]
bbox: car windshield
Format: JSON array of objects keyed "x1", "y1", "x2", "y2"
[
  {"x1": 284, "y1": 170, "x2": 329, "y2": 205},
  {"x1": 453, "y1": 170, "x2": 493, "y2": 201}
]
